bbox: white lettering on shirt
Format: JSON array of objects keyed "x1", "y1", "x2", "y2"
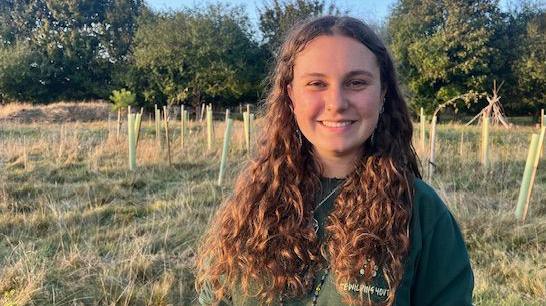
[{"x1": 339, "y1": 283, "x2": 390, "y2": 297}]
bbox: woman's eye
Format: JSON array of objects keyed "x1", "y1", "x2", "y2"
[
  {"x1": 306, "y1": 81, "x2": 326, "y2": 88},
  {"x1": 346, "y1": 79, "x2": 368, "y2": 89}
]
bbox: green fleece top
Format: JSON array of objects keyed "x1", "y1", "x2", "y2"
[{"x1": 198, "y1": 178, "x2": 474, "y2": 305}]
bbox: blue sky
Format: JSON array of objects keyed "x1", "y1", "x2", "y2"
[
  {"x1": 145, "y1": 0, "x2": 399, "y2": 26},
  {"x1": 145, "y1": 0, "x2": 515, "y2": 37}
]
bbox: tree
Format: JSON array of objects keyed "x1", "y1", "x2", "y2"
[
  {"x1": 507, "y1": 5, "x2": 546, "y2": 114},
  {"x1": 258, "y1": 0, "x2": 340, "y2": 55},
  {"x1": 387, "y1": 0, "x2": 508, "y2": 114},
  {"x1": 131, "y1": 4, "x2": 267, "y2": 107},
  {"x1": 0, "y1": 0, "x2": 48, "y2": 47},
  {"x1": 110, "y1": 89, "x2": 136, "y2": 112},
  {"x1": 0, "y1": 0, "x2": 144, "y2": 103},
  {"x1": 0, "y1": 42, "x2": 50, "y2": 101}
]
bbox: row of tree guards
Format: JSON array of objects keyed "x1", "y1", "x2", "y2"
[
  {"x1": 420, "y1": 107, "x2": 545, "y2": 223},
  {"x1": 125, "y1": 104, "x2": 254, "y2": 186},
  {"x1": 125, "y1": 104, "x2": 544, "y2": 223}
]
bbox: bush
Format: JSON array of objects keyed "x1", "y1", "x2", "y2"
[{"x1": 110, "y1": 89, "x2": 136, "y2": 112}]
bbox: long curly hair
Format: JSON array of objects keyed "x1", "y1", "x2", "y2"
[{"x1": 195, "y1": 16, "x2": 421, "y2": 305}]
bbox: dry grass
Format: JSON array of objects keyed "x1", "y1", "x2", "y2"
[
  {"x1": 0, "y1": 102, "x2": 34, "y2": 118},
  {"x1": 0, "y1": 101, "x2": 112, "y2": 123},
  {"x1": 0, "y1": 112, "x2": 545, "y2": 305}
]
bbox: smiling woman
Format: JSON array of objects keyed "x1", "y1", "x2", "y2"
[
  {"x1": 287, "y1": 35, "x2": 386, "y2": 178},
  {"x1": 195, "y1": 16, "x2": 474, "y2": 306}
]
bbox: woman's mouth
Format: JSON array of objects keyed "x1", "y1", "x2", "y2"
[{"x1": 319, "y1": 120, "x2": 355, "y2": 128}]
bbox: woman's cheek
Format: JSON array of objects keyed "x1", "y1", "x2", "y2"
[
  {"x1": 296, "y1": 92, "x2": 323, "y2": 113},
  {"x1": 355, "y1": 96, "x2": 381, "y2": 118}
]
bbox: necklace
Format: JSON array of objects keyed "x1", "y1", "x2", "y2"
[
  {"x1": 279, "y1": 268, "x2": 329, "y2": 306},
  {"x1": 311, "y1": 181, "x2": 343, "y2": 233},
  {"x1": 279, "y1": 179, "x2": 343, "y2": 305}
]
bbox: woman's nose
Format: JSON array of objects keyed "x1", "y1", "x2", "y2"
[{"x1": 325, "y1": 86, "x2": 349, "y2": 112}]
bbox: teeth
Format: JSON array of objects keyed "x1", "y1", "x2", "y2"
[{"x1": 321, "y1": 121, "x2": 353, "y2": 127}]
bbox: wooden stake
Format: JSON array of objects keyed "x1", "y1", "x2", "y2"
[
  {"x1": 540, "y1": 108, "x2": 544, "y2": 129},
  {"x1": 420, "y1": 107, "x2": 426, "y2": 154},
  {"x1": 540, "y1": 108, "x2": 546, "y2": 157},
  {"x1": 209, "y1": 103, "x2": 214, "y2": 138},
  {"x1": 207, "y1": 106, "x2": 213, "y2": 151},
  {"x1": 428, "y1": 115, "x2": 437, "y2": 179},
  {"x1": 117, "y1": 109, "x2": 122, "y2": 140},
  {"x1": 200, "y1": 103, "x2": 206, "y2": 122},
  {"x1": 163, "y1": 106, "x2": 172, "y2": 166},
  {"x1": 155, "y1": 105, "x2": 161, "y2": 149},
  {"x1": 480, "y1": 111, "x2": 490, "y2": 168},
  {"x1": 181, "y1": 106, "x2": 186, "y2": 150},
  {"x1": 135, "y1": 107, "x2": 143, "y2": 146}
]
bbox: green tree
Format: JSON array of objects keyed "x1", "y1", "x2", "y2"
[
  {"x1": 0, "y1": 42, "x2": 50, "y2": 101},
  {"x1": 0, "y1": 0, "x2": 47, "y2": 47},
  {"x1": 110, "y1": 88, "x2": 136, "y2": 112},
  {"x1": 387, "y1": 0, "x2": 507, "y2": 114},
  {"x1": 507, "y1": 5, "x2": 546, "y2": 114},
  {"x1": 258, "y1": 0, "x2": 340, "y2": 55},
  {"x1": 0, "y1": 0, "x2": 144, "y2": 103},
  {"x1": 132, "y1": 4, "x2": 267, "y2": 107}
]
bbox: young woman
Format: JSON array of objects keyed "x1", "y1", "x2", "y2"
[{"x1": 195, "y1": 16, "x2": 474, "y2": 305}]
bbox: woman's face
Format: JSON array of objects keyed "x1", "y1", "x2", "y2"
[{"x1": 288, "y1": 35, "x2": 386, "y2": 160}]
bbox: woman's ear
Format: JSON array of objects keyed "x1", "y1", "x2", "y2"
[
  {"x1": 381, "y1": 87, "x2": 387, "y2": 107},
  {"x1": 287, "y1": 83, "x2": 295, "y2": 111}
]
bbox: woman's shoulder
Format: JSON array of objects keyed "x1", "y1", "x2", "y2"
[
  {"x1": 400, "y1": 178, "x2": 474, "y2": 306},
  {"x1": 410, "y1": 178, "x2": 452, "y2": 237}
]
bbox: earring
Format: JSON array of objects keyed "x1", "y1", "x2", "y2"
[
  {"x1": 296, "y1": 128, "x2": 303, "y2": 146},
  {"x1": 370, "y1": 111, "x2": 382, "y2": 146}
]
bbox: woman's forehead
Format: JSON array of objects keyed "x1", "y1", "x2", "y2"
[{"x1": 293, "y1": 35, "x2": 380, "y2": 78}]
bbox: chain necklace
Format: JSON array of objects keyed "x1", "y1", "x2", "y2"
[
  {"x1": 279, "y1": 268, "x2": 329, "y2": 306},
  {"x1": 311, "y1": 180, "x2": 343, "y2": 233},
  {"x1": 279, "y1": 179, "x2": 343, "y2": 305}
]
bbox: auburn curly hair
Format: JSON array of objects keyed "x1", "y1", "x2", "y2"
[{"x1": 195, "y1": 16, "x2": 421, "y2": 305}]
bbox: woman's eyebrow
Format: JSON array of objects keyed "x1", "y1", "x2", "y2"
[
  {"x1": 300, "y1": 72, "x2": 327, "y2": 78},
  {"x1": 300, "y1": 70, "x2": 375, "y2": 78},
  {"x1": 345, "y1": 70, "x2": 374, "y2": 78}
]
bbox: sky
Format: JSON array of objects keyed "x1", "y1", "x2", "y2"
[
  {"x1": 145, "y1": 0, "x2": 516, "y2": 38},
  {"x1": 145, "y1": 0, "x2": 399, "y2": 26}
]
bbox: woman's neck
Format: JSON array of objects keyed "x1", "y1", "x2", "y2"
[{"x1": 314, "y1": 148, "x2": 362, "y2": 179}]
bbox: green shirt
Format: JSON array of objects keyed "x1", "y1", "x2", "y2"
[{"x1": 198, "y1": 178, "x2": 474, "y2": 305}]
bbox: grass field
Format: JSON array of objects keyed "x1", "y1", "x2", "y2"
[{"x1": 0, "y1": 109, "x2": 545, "y2": 305}]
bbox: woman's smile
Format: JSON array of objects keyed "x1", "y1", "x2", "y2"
[
  {"x1": 288, "y1": 34, "x2": 385, "y2": 163},
  {"x1": 318, "y1": 120, "x2": 355, "y2": 131}
]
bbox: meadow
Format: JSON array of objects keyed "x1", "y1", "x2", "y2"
[{"x1": 0, "y1": 103, "x2": 544, "y2": 305}]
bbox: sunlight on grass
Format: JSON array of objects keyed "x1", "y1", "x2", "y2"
[{"x1": 0, "y1": 113, "x2": 544, "y2": 305}]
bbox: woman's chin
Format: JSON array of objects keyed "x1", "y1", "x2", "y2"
[{"x1": 315, "y1": 144, "x2": 364, "y2": 157}]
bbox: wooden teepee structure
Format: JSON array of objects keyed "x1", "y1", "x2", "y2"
[{"x1": 466, "y1": 81, "x2": 511, "y2": 128}]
